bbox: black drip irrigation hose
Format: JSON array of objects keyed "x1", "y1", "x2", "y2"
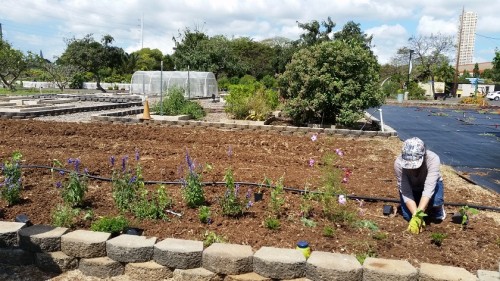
[{"x1": 21, "y1": 164, "x2": 500, "y2": 212}]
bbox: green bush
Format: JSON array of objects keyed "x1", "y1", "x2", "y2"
[
  {"x1": 152, "y1": 87, "x2": 206, "y2": 119},
  {"x1": 111, "y1": 155, "x2": 144, "y2": 212},
  {"x1": 199, "y1": 206, "x2": 211, "y2": 224},
  {"x1": 264, "y1": 216, "x2": 281, "y2": 230},
  {"x1": 90, "y1": 215, "x2": 129, "y2": 233},
  {"x1": 225, "y1": 82, "x2": 278, "y2": 121},
  {"x1": 408, "y1": 81, "x2": 426, "y2": 100},
  {"x1": 60, "y1": 158, "x2": 88, "y2": 208},
  {"x1": 181, "y1": 150, "x2": 205, "y2": 208}
]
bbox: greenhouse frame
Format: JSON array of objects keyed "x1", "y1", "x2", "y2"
[{"x1": 130, "y1": 71, "x2": 218, "y2": 99}]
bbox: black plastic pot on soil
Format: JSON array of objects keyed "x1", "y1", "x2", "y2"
[
  {"x1": 451, "y1": 212, "x2": 468, "y2": 225},
  {"x1": 123, "y1": 227, "x2": 144, "y2": 236},
  {"x1": 254, "y1": 192, "x2": 263, "y2": 202}
]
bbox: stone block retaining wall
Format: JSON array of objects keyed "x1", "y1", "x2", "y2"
[{"x1": 1, "y1": 221, "x2": 498, "y2": 281}]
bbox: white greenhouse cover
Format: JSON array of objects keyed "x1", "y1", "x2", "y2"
[{"x1": 130, "y1": 71, "x2": 218, "y2": 98}]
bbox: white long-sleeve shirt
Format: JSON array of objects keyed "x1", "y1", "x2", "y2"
[{"x1": 394, "y1": 150, "x2": 443, "y2": 203}]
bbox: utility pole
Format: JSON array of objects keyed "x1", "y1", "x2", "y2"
[
  {"x1": 0, "y1": 23, "x2": 3, "y2": 40},
  {"x1": 452, "y1": 7, "x2": 465, "y2": 98},
  {"x1": 141, "y1": 13, "x2": 144, "y2": 49}
]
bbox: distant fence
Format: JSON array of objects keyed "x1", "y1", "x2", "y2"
[{"x1": 21, "y1": 81, "x2": 131, "y2": 91}]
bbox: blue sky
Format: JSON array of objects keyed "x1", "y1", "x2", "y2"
[{"x1": 1, "y1": 0, "x2": 499, "y2": 65}]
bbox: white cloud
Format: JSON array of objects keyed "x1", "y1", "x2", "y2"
[
  {"x1": 366, "y1": 24, "x2": 408, "y2": 64},
  {"x1": 417, "y1": 15, "x2": 457, "y2": 36}
]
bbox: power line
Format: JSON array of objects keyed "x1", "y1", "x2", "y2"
[{"x1": 475, "y1": 33, "x2": 500, "y2": 40}]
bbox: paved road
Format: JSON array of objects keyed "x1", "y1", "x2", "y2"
[{"x1": 379, "y1": 103, "x2": 500, "y2": 193}]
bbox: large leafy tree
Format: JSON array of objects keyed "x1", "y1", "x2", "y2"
[
  {"x1": 296, "y1": 17, "x2": 335, "y2": 47},
  {"x1": 490, "y1": 49, "x2": 500, "y2": 82},
  {"x1": 334, "y1": 21, "x2": 373, "y2": 50},
  {"x1": 131, "y1": 48, "x2": 164, "y2": 70},
  {"x1": 407, "y1": 33, "x2": 454, "y2": 95},
  {"x1": 59, "y1": 34, "x2": 125, "y2": 92},
  {"x1": 261, "y1": 36, "x2": 298, "y2": 75},
  {"x1": 230, "y1": 37, "x2": 274, "y2": 79},
  {"x1": 278, "y1": 40, "x2": 383, "y2": 126},
  {"x1": 0, "y1": 39, "x2": 28, "y2": 89},
  {"x1": 34, "y1": 55, "x2": 81, "y2": 91}
]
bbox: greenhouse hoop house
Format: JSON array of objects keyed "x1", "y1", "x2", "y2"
[{"x1": 130, "y1": 71, "x2": 218, "y2": 99}]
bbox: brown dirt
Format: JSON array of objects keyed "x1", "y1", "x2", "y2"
[{"x1": 0, "y1": 119, "x2": 499, "y2": 274}]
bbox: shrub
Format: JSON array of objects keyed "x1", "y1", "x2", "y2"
[
  {"x1": 225, "y1": 83, "x2": 277, "y2": 121},
  {"x1": 460, "y1": 96, "x2": 488, "y2": 105},
  {"x1": 278, "y1": 40, "x2": 383, "y2": 127},
  {"x1": 372, "y1": 232, "x2": 388, "y2": 240},
  {"x1": 0, "y1": 151, "x2": 23, "y2": 205},
  {"x1": 91, "y1": 216, "x2": 129, "y2": 233},
  {"x1": 153, "y1": 87, "x2": 206, "y2": 119},
  {"x1": 323, "y1": 225, "x2": 336, "y2": 237}
]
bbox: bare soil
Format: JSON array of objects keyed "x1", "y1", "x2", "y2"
[{"x1": 0, "y1": 119, "x2": 499, "y2": 274}]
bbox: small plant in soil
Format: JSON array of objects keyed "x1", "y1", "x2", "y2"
[
  {"x1": 180, "y1": 150, "x2": 205, "y2": 208},
  {"x1": 355, "y1": 219, "x2": 379, "y2": 231},
  {"x1": 0, "y1": 151, "x2": 23, "y2": 206},
  {"x1": 264, "y1": 216, "x2": 281, "y2": 230},
  {"x1": 203, "y1": 231, "x2": 226, "y2": 247},
  {"x1": 219, "y1": 168, "x2": 252, "y2": 217},
  {"x1": 91, "y1": 215, "x2": 129, "y2": 234},
  {"x1": 111, "y1": 153, "x2": 144, "y2": 212},
  {"x1": 430, "y1": 232, "x2": 448, "y2": 246},
  {"x1": 59, "y1": 158, "x2": 88, "y2": 208},
  {"x1": 198, "y1": 206, "x2": 212, "y2": 224},
  {"x1": 52, "y1": 204, "x2": 80, "y2": 228},
  {"x1": 372, "y1": 232, "x2": 388, "y2": 240},
  {"x1": 300, "y1": 217, "x2": 317, "y2": 228},
  {"x1": 131, "y1": 185, "x2": 172, "y2": 220},
  {"x1": 268, "y1": 176, "x2": 285, "y2": 217},
  {"x1": 458, "y1": 206, "x2": 479, "y2": 229},
  {"x1": 322, "y1": 225, "x2": 336, "y2": 237},
  {"x1": 355, "y1": 243, "x2": 377, "y2": 264}
]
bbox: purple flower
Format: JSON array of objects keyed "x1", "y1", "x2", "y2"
[
  {"x1": 311, "y1": 134, "x2": 318, "y2": 142},
  {"x1": 338, "y1": 195, "x2": 347, "y2": 205},
  {"x1": 246, "y1": 201, "x2": 254, "y2": 208},
  {"x1": 309, "y1": 158, "x2": 315, "y2": 167},
  {"x1": 121, "y1": 156, "x2": 128, "y2": 172},
  {"x1": 207, "y1": 218, "x2": 212, "y2": 225},
  {"x1": 74, "y1": 158, "x2": 80, "y2": 172},
  {"x1": 59, "y1": 170, "x2": 65, "y2": 176},
  {"x1": 129, "y1": 176, "x2": 137, "y2": 184},
  {"x1": 227, "y1": 145, "x2": 233, "y2": 157},
  {"x1": 110, "y1": 156, "x2": 115, "y2": 166},
  {"x1": 335, "y1": 148, "x2": 344, "y2": 157},
  {"x1": 135, "y1": 149, "x2": 140, "y2": 161},
  {"x1": 185, "y1": 150, "x2": 195, "y2": 173},
  {"x1": 55, "y1": 181, "x2": 62, "y2": 189},
  {"x1": 246, "y1": 188, "x2": 252, "y2": 199},
  {"x1": 67, "y1": 158, "x2": 74, "y2": 164},
  {"x1": 235, "y1": 184, "x2": 240, "y2": 195},
  {"x1": 84, "y1": 168, "x2": 89, "y2": 175}
]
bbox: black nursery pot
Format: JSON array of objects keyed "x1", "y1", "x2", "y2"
[
  {"x1": 451, "y1": 213, "x2": 468, "y2": 225},
  {"x1": 254, "y1": 192, "x2": 263, "y2": 202},
  {"x1": 123, "y1": 227, "x2": 144, "y2": 236}
]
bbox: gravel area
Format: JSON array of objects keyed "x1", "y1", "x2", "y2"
[{"x1": 30, "y1": 99, "x2": 228, "y2": 123}]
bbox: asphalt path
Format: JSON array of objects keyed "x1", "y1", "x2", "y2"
[{"x1": 377, "y1": 104, "x2": 500, "y2": 193}]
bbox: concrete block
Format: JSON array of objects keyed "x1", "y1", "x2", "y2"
[
  {"x1": 419, "y1": 263, "x2": 478, "y2": 281},
  {"x1": 203, "y1": 243, "x2": 253, "y2": 275},
  {"x1": 253, "y1": 246, "x2": 306, "y2": 280},
  {"x1": 35, "y1": 251, "x2": 78, "y2": 273},
  {"x1": 224, "y1": 272, "x2": 271, "y2": 280},
  {"x1": 125, "y1": 261, "x2": 173, "y2": 280},
  {"x1": 106, "y1": 234, "x2": 156, "y2": 263},
  {"x1": 171, "y1": 267, "x2": 222, "y2": 281},
  {"x1": 0, "y1": 221, "x2": 25, "y2": 247},
  {"x1": 18, "y1": 225, "x2": 68, "y2": 252},
  {"x1": 61, "y1": 229, "x2": 110, "y2": 258},
  {"x1": 306, "y1": 251, "x2": 362, "y2": 281},
  {"x1": 362, "y1": 257, "x2": 417, "y2": 281},
  {"x1": 79, "y1": 256, "x2": 124, "y2": 278},
  {"x1": 154, "y1": 238, "x2": 203, "y2": 269},
  {"x1": 477, "y1": 270, "x2": 500, "y2": 281},
  {"x1": 0, "y1": 247, "x2": 34, "y2": 265}
]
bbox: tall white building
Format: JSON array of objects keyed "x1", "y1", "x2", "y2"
[{"x1": 456, "y1": 11, "x2": 477, "y2": 65}]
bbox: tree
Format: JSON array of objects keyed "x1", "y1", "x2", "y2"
[
  {"x1": 131, "y1": 48, "x2": 164, "y2": 71},
  {"x1": 0, "y1": 39, "x2": 27, "y2": 89},
  {"x1": 296, "y1": 17, "x2": 335, "y2": 47},
  {"x1": 59, "y1": 34, "x2": 125, "y2": 92},
  {"x1": 261, "y1": 36, "x2": 298, "y2": 75},
  {"x1": 230, "y1": 37, "x2": 274, "y2": 79},
  {"x1": 35, "y1": 55, "x2": 81, "y2": 91},
  {"x1": 472, "y1": 63, "x2": 480, "y2": 78},
  {"x1": 490, "y1": 49, "x2": 500, "y2": 82},
  {"x1": 334, "y1": 21, "x2": 373, "y2": 50},
  {"x1": 278, "y1": 40, "x2": 383, "y2": 127},
  {"x1": 407, "y1": 34, "x2": 454, "y2": 95}
]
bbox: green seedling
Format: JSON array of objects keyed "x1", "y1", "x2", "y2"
[
  {"x1": 430, "y1": 232, "x2": 447, "y2": 246},
  {"x1": 459, "y1": 206, "x2": 479, "y2": 229}
]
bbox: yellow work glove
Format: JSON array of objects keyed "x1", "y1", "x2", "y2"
[{"x1": 407, "y1": 209, "x2": 427, "y2": 234}]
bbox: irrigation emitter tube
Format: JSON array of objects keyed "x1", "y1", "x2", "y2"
[{"x1": 21, "y1": 164, "x2": 500, "y2": 213}]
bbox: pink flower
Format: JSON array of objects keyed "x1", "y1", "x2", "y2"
[
  {"x1": 309, "y1": 158, "x2": 315, "y2": 167},
  {"x1": 311, "y1": 134, "x2": 318, "y2": 142},
  {"x1": 342, "y1": 177, "x2": 348, "y2": 183},
  {"x1": 335, "y1": 148, "x2": 344, "y2": 157},
  {"x1": 338, "y1": 195, "x2": 347, "y2": 205}
]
